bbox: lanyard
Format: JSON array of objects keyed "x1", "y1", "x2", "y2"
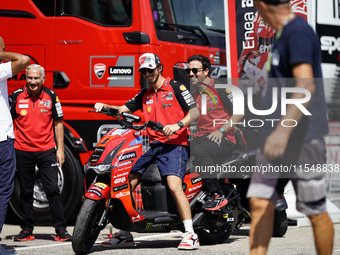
[{"x1": 267, "y1": 13, "x2": 296, "y2": 72}]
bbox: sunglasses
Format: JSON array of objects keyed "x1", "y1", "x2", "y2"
[
  {"x1": 185, "y1": 68, "x2": 203, "y2": 75},
  {"x1": 139, "y1": 68, "x2": 155, "y2": 75}
]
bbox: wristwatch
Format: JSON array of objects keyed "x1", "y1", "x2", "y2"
[
  {"x1": 177, "y1": 121, "x2": 184, "y2": 129},
  {"x1": 219, "y1": 127, "x2": 226, "y2": 134}
]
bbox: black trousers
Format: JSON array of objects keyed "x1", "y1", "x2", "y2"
[
  {"x1": 191, "y1": 135, "x2": 235, "y2": 193},
  {"x1": 15, "y1": 148, "x2": 66, "y2": 233}
]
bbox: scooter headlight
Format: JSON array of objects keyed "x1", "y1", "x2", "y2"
[
  {"x1": 97, "y1": 164, "x2": 111, "y2": 172},
  {"x1": 84, "y1": 163, "x2": 111, "y2": 174}
]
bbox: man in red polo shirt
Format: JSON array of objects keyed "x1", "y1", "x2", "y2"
[
  {"x1": 9, "y1": 64, "x2": 71, "y2": 242},
  {"x1": 187, "y1": 54, "x2": 243, "y2": 210},
  {"x1": 94, "y1": 53, "x2": 200, "y2": 250}
]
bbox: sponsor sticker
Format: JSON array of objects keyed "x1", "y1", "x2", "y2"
[
  {"x1": 161, "y1": 92, "x2": 173, "y2": 101},
  {"x1": 129, "y1": 137, "x2": 142, "y2": 146},
  {"x1": 115, "y1": 191, "x2": 130, "y2": 198},
  {"x1": 113, "y1": 184, "x2": 128, "y2": 192},
  {"x1": 180, "y1": 85, "x2": 187, "y2": 91},
  {"x1": 191, "y1": 177, "x2": 202, "y2": 185},
  {"x1": 113, "y1": 160, "x2": 134, "y2": 169},
  {"x1": 20, "y1": 109, "x2": 27, "y2": 116},
  {"x1": 45, "y1": 100, "x2": 51, "y2": 108},
  {"x1": 18, "y1": 104, "x2": 28, "y2": 108},
  {"x1": 118, "y1": 151, "x2": 137, "y2": 162},
  {"x1": 94, "y1": 183, "x2": 108, "y2": 189},
  {"x1": 88, "y1": 189, "x2": 102, "y2": 197},
  {"x1": 131, "y1": 214, "x2": 141, "y2": 222}
]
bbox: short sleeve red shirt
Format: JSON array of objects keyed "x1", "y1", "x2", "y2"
[{"x1": 9, "y1": 86, "x2": 63, "y2": 152}]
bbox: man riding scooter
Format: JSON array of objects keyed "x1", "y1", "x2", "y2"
[{"x1": 94, "y1": 53, "x2": 200, "y2": 250}]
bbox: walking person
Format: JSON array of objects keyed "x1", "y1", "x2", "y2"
[{"x1": 247, "y1": 1, "x2": 334, "y2": 254}]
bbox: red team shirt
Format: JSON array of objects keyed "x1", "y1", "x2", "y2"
[
  {"x1": 9, "y1": 86, "x2": 63, "y2": 152},
  {"x1": 125, "y1": 77, "x2": 196, "y2": 146}
]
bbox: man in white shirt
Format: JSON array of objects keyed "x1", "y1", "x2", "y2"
[{"x1": 0, "y1": 36, "x2": 29, "y2": 255}]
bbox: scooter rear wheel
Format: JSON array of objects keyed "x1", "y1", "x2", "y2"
[
  {"x1": 72, "y1": 198, "x2": 106, "y2": 254},
  {"x1": 197, "y1": 199, "x2": 238, "y2": 244}
]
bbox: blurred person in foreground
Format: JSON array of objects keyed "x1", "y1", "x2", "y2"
[
  {"x1": 246, "y1": 1, "x2": 334, "y2": 254},
  {"x1": 0, "y1": 36, "x2": 30, "y2": 255}
]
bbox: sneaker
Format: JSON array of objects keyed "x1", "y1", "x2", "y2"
[
  {"x1": 0, "y1": 245, "x2": 17, "y2": 255},
  {"x1": 203, "y1": 193, "x2": 228, "y2": 211},
  {"x1": 54, "y1": 230, "x2": 72, "y2": 241},
  {"x1": 177, "y1": 232, "x2": 199, "y2": 250},
  {"x1": 14, "y1": 229, "x2": 34, "y2": 242},
  {"x1": 101, "y1": 231, "x2": 134, "y2": 248}
]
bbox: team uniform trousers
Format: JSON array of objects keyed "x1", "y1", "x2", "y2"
[
  {"x1": 15, "y1": 148, "x2": 66, "y2": 232},
  {"x1": 191, "y1": 135, "x2": 235, "y2": 193},
  {"x1": 0, "y1": 139, "x2": 16, "y2": 233}
]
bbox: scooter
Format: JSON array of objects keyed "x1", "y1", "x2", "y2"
[{"x1": 72, "y1": 108, "x2": 250, "y2": 254}]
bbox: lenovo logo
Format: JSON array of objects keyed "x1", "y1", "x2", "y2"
[{"x1": 109, "y1": 66, "x2": 133, "y2": 75}]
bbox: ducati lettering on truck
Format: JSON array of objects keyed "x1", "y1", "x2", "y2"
[
  {"x1": 109, "y1": 67, "x2": 133, "y2": 75},
  {"x1": 118, "y1": 152, "x2": 137, "y2": 162}
]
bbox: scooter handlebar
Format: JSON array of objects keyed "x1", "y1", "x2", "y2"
[
  {"x1": 147, "y1": 121, "x2": 170, "y2": 142},
  {"x1": 88, "y1": 107, "x2": 119, "y2": 117}
]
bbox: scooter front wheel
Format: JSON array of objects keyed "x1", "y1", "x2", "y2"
[{"x1": 72, "y1": 198, "x2": 106, "y2": 254}]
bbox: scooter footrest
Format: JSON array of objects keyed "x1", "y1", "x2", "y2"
[{"x1": 154, "y1": 217, "x2": 174, "y2": 223}]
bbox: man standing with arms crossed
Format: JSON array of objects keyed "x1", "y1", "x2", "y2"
[
  {"x1": 0, "y1": 36, "x2": 30, "y2": 255},
  {"x1": 247, "y1": 1, "x2": 334, "y2": 254},
  {"x1": 95, "y1": 53, "x2": 200, "y2": 250}
]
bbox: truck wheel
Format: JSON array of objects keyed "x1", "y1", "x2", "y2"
[
  {"x1": 9, "y1": 145, "x2": 84, "y2": 225},
  {"x1": 72, "y1": 199, "x2": 105, "y2": 255},
  {"x1": 273, "y1": 210, "x2": 288, "y2": 237}
]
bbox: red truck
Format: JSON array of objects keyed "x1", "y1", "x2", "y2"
[{"x1": 1, "y1": 0, "x2": 227, "y2": 224}]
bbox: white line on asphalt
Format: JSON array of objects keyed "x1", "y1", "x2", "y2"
[
  {"x1": 14, "y1": 232, "x2": 182, "y2": 251},
  {"x1": 15, "y1": 242, "x2": 71, "y2": 251}
]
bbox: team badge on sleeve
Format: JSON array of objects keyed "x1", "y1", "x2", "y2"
[{"x1": 55, "y1": 102, "x2": 63, "y2": 117}]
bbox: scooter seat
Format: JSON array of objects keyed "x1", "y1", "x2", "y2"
[{"x1": 141, "y1": 163, "x2": 162, "y2": 183}]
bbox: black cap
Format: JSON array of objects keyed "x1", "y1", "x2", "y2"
[{"x1": 258, "y1": 0, "x2": 290, "y2": 5}]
